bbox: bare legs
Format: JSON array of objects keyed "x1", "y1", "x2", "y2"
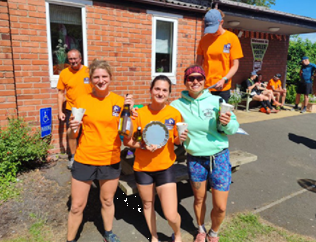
[
  {"x1": 137, "y1": 183, "x2": 182, "y2": 242},
  {"x1": 190, "y1": 180, "x2": 208, "y2": 226},
  {"x1": 67, "y1": 178, "x2": 92, "y2": 241},
  {"x1": 190, "y1": 181, "x2": 229, "y2": 237},
  {"x1": 99, "y1": 178, "x2": 119, "y2": 231},
  {"x1": 210, "y1": 189, "x2": 229, "y2": 232},
  {"x1": 67, "y1": 178, "x2": 118, "y2": 241}
]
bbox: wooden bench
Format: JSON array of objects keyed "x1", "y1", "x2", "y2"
[{"x1": 118, "y1": 147, "x2": 258, "y2": 195}]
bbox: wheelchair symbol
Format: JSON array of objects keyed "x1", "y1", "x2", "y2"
[{"x1": 43, "y1": 111, "x2": 49, "y2": 123}]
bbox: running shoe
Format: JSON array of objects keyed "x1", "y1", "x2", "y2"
[
  {"x1": 280, "y1": 106, "x2": 287, "y2": 110},
  {"x1": 300, "y1": 108, "x2": 307, "y2": 113},
  {"x1": 194, "y1": 232, "x2": 206, "y2": 242},
  {"x1": 103, "y1": 233, "x2": 121, "y2": 242}
]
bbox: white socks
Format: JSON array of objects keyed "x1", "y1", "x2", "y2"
[{"x1": 198, "y1": 225, "x2": 206, "y2": 233}]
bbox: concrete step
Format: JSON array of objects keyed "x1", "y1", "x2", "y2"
[{"x1": 118, "y1": 150, "x2": 257, "y2": 196}]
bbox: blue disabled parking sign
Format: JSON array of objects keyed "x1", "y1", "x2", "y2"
[{"x1": 40, "y1": 107, "x2": 52, "y2": 138}]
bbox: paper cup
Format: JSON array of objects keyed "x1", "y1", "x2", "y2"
[
  {"x1": 71, "y1": 107, "x2": 86, "y2": 133},
  {"x1": 220, "y1": 103, "x2": 234, "y2": 115},
  {"x1": 176, "y1": 122, "x2": 188, "y2": 145}
]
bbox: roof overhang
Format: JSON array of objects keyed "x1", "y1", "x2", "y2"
[{"x1": 121, "y1": 0, "x2": 316, "y2": 36}]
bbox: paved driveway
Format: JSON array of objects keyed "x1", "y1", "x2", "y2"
[{"x1": 78, "y1": 112, "x2": 316, "y2": 242}]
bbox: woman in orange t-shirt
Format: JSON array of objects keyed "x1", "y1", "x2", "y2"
[
  {"x1": 67, "y1": 60, "x2": 133, "y2": 242},
  {"x1": 124, "y1": 75, "x2": 188, "y2": 242}
]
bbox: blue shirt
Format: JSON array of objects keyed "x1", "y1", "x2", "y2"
[{"x1": 301, "y1": 63, "x2": 316, "y2": 83}]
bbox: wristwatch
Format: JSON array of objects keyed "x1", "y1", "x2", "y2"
[{"x1": 223, "y1": 77, "x2": 229, "y2": 83}]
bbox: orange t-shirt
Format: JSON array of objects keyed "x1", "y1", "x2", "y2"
[
  {"x1": 74, "y1": 92, "x2": 124, "y2": 166},
  {"x1": 267, "y1": 79, "x2": 282, "y2": 90},
  {"x1": 133, "y1": 105, "x2": 182, "y2": 172},
  {"x1": 197, "y1": 30, "x2": 243, "y2": 91},
  {"x1": 56, "y1": 65, "x2": 92, "y2": 110}
]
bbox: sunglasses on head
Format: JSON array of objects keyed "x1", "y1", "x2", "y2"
[{"x1": 187, "y1": 75, "x2": 204, "y2": 82}]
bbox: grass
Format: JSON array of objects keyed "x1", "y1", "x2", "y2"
[
  {"x1": 219, "y1": 213, "x2": 316, "y2": 242},
  {"x1": 0, "y1": 177, "x2": 21, "y2": 205},
  {"x1": 2, "y1": 213, "x2": 55, "y2": 242}
]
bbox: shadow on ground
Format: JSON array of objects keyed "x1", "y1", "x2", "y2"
[
  {"x1": 288, "y1": 133, "x2": 316, "y2": 149},
  {"x1": 297, "y1": 179, "x2": 316, "y2": 193},
  {"x1": 70, "y1": 181, "x2": 196, "y2": 241}
]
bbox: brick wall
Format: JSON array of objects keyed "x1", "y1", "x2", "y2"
[
  {"x1": 0, "y1": 0, "x2": 290, "y2": 154},
  {"x1": 236, "y1": 32, "x2": 289, "y2": 87},
  {"x1": 5, "y1": 0, "x2": 61, "y2": 153},
  {"x1": 0, "y1": 0, "x2": 17, "y2": 126}
]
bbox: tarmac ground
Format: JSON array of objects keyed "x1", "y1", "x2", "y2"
[{"x1": 45, "y1": 106, "x2": 316, "y2": 242}]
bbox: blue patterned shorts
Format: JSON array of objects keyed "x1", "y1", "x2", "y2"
[{"x1": 187, "y1": 149, "x2": 231, "y2": 191}]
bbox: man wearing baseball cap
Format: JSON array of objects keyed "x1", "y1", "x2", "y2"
[
  {"x1": 196, "y1": 9, "x2": 243, "y2": 102},
  {"x1": 292, "y1": 56, "x2": 316, "y2": 113},
  {"x1": 267, "y1": 73, "x2": 287, "y2": 110}
]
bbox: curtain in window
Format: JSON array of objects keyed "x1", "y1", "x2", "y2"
[
  {"x1": 156, "y1": 20, "x2": 173, "y2": 54},
  {"x1": 50, "y1": 4, "x2": 81, "y2": 25}
]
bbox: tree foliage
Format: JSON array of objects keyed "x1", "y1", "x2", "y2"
[
  {"x1": 286, "y1": 36, "x2": 316, "y2": 85},
  {"x1": 230, "y1": 0, "x2": 275, "y2": 8}
]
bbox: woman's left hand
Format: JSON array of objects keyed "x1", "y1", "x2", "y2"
[
  {"x1": 219, "y1": 111, "x2": 231, "y2": 126},
  {"x1": 146, "y1": 144, "x2": 159, "y2": 153}
]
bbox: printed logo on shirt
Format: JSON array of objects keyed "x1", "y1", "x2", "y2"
[
  {"x1": 84, "y1": 77, "x2": 90, "y2": 84},
  {"x1": 164, "y1": 118, "x2": 175, "y2": 130},
  {"x1": 202, "y1": 108, "x2": 214, "y2": 119},
  {"x1": 112, "y1": 105, "x2": 121, "y2": 117},
  {"x1": 223, "y1": 43, "x2": 231, "y2": 53}
]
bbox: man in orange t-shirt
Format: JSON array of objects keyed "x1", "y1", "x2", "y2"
[
  {"x1": 267, "y1": 73, "x2": 287, "y2": 109},
  {"x1": 196, "y1": 9, "x2": 243, "y2": 102},
  {"x1": 57, "y1": 49, "x2": 92, "y2": 169}
]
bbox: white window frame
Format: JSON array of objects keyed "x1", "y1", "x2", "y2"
[
  {"x1": 150, "y1": 14, "x2": 179, "y2": 84},
  {"x1": 45, "y1": 0, "x2": 89, "y2": 88}
]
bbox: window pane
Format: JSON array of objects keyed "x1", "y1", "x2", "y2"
[
  {"x1": 155, "y1": 20, "x2": 173, "y2": 73},
  {"x1": 50, "y1": 4, "x2": 83, "y2": 75}
]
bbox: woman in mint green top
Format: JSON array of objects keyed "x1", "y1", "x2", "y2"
[{"x1": 171, "y1": 65, "x2": 239, "y2": 242}]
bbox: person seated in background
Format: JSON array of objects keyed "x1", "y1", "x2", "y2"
[
  {"x1": 246, "y1": 71, "x2": 278, "y2": 114},
  {"x1": 267, "y1": 73, "x2": 287, "y2": 110},
  {"x1": 256, "y1": 73, "x2": 282, "y2": 108}
]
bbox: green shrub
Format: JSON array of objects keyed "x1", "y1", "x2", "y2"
[
  {"x1": 0, "y1": 116, "x2": 51, "y2": 202},
  {"x1": 229, "y1": 91, "x2": 242, "y2": 107},
  {"x1": 285, "y1": 84, "x2": 297, "y2": 104}
]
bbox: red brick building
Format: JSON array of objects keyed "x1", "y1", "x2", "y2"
[{"x1": 1, "y1": 0, "x2": 316, "y2": 153}]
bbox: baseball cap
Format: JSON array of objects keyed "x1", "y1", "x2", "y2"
[
  {"x1": 301, "y1": 56, "x2": 309, "y2": 61},
  {"x1": 204, "y1": 9, "x2": 222, "y2": 34},
  {"x1": 275, "y1": 73, "x2": 281, "y2": 78},
  {"x1": 251, "y1": 71, "x2": 257, "y2": 76}
]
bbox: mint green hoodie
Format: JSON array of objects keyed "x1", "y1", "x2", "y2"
[{"x1": 170, "y1": 89, "x2": 239, "y2": 156}]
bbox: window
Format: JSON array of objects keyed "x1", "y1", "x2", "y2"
[
  {"x1": 151, "y1": 15, "x2": 178, "y2": 83},
  {"x1": 46, "y1": 1, "x2": 88, "y2": 87}
]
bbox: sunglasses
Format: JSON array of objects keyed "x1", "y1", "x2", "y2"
[{"x1": 187, "y1": 75, "x2": 204, "y2": 82}]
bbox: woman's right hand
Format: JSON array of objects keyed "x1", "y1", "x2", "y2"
[{"x1": 69, "y1": 116, "x2": 81, "y2": 133}]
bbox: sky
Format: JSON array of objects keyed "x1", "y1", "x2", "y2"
[{"x1": 270, "y1": 0, "x2": 316, "y2": 42}]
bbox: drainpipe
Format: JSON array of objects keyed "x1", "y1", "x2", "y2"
[{"x1": 6, "y1": 1, "x2": 19, "y2": 117}]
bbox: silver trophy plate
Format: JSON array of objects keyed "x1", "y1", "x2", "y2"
[{"x1": 142, "y1": 121, "x2": 169, "y2": 148}]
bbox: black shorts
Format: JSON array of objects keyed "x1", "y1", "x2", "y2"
[
  {"x1": 297, "y1": 82, "x2": 312, "y2": 95},
  {"x1": 71, "y1": 161, "x2": 121, "y2": 181},
  {"x1": 65, "y1": 109, "x2": 72, "y2": 129},
  {"x1": 211, "y1": 90, "x2": 230, "y2": 103},
  {"x1": 134, "y1": 165, "x2": 176, "y2": 187}
]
